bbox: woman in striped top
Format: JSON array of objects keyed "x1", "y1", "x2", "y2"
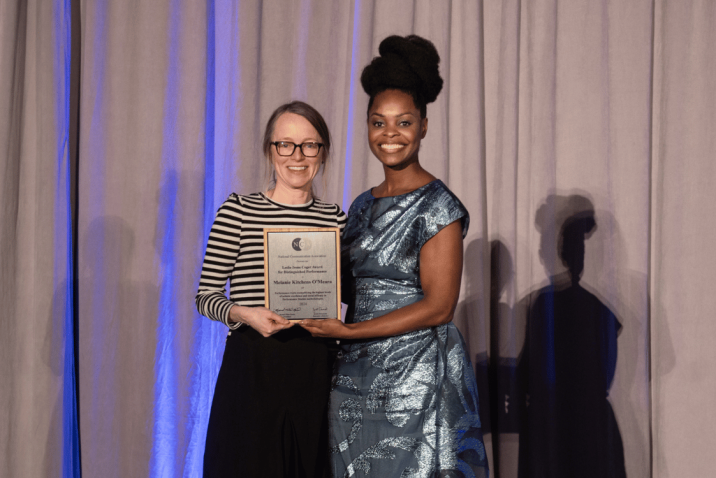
[{"x1": 197, "y1": 101, "x2": 346, "y2": 478}]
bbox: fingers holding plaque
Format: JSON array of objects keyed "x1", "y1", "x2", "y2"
[{"x1": 263, "y1": 228, "x2": 341, "y2": 320}]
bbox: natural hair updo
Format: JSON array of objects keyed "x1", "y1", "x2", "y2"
[{"x1": 360, "y1": 35, "x2": 443, "y2": 118}]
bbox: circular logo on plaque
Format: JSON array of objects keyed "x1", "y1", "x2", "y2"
[{"x1": 292, "y1": 237, "x2": 311, "y2": 251}]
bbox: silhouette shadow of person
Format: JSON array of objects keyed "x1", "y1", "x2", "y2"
[
  {"x1": 516, "y1": 194, "x2": 626, "y2": 478},
  {"x1": 488, "y1": 238, "x2": 520, "y2": 478}
]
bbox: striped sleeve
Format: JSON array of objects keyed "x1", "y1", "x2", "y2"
[
  {"x1": 195, "y1": 195, "x2": 243, "y2": 328},
  {"x1": 333, "y1": 204, "x2": 348, "y2": 236}
]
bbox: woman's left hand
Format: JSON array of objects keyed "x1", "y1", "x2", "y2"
[{"x1": 299, "y1": 319, "x2": 351, "y2": 339}]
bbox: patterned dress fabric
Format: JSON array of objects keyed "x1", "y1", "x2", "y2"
[{"x1": 330, "y1": 180, "x2": 489, "y2": 478}]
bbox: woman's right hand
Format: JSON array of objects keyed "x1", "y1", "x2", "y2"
[{"x1": 229, "y1": 305, "x2": 293, "y2": 337}]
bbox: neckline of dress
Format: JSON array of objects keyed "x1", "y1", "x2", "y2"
[
  {"x1": 369, "y1": 179, "x2": 441, "y2": 200},
  {"x1": 259, "y1": 192, "x2": 314, "y2": 209}
]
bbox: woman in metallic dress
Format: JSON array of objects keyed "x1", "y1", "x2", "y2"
[{"x1": 301, "y1": 35, "x2": 489, "y2": 477}]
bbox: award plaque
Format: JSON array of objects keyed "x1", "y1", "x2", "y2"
[{"x1": 263, "y1": 227, "x2": 341, "y2": 320}]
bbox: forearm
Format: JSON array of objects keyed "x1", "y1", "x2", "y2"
[
  {"x1": 343, "y1": 296, "x2": 456, "y2": 340},
  {"x1": 227, "y1": 304, "x2": 255, "y2": 325},
  {"x1": 228, "y1": 304, "x2": 294, "y2": 337}
]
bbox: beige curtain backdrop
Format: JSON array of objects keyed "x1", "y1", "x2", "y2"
[
  {"x1": 2, "y1": 0, "x2": 715, "y2": 477},
  {"x1": 1, "y1": 0, "x2": 77, "y2": 477}
]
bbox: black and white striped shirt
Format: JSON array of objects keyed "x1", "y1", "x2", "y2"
[{"x1": 195, "y1": 192, "x2": 347, "y2": 329}]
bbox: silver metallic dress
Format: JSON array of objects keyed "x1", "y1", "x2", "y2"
[{"x1": 330, "y1": 180, "x2": 489, "y2": 478}]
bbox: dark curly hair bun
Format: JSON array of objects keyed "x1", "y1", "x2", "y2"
[{"x1": 361, "y1": 35, "x2": 443, "y2": 115}]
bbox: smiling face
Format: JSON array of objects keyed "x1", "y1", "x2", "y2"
[
  {"x1": 270, "y1": 112, "x2": 324, "y2": 195},
  {"x1": 367, "y1": 89, "x2": 428, "y2": 170}
]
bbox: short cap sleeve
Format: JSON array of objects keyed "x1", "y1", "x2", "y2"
[{"x1": 419, "y1": 182, "x2": 470, "y2": 249}]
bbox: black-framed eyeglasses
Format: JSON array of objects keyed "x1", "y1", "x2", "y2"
[{"x1": 271, "y1": 141, "x2": 324, "y2": 157}]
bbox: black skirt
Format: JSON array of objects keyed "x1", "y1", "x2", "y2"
[{"x1": 203, "y1": 325, "x2": 334, "y2": 478}]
